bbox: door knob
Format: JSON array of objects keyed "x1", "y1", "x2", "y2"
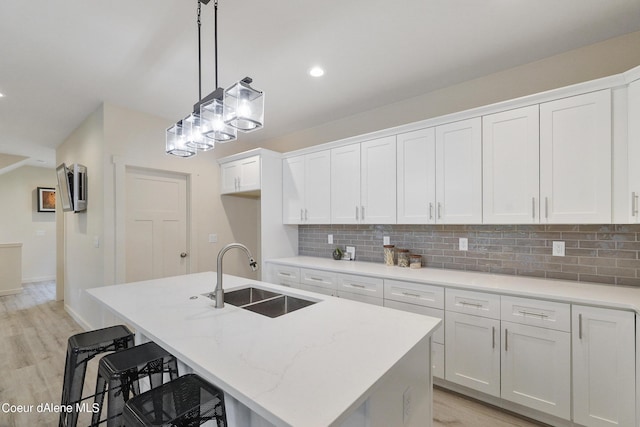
[{"x1": 180, "y1": 252, "x2": 188, "y2": 258}]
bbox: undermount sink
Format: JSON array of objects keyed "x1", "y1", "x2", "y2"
[
  {"x1": 243, "y1": 295, "x2": 316, "y2": 318},
  {"x1": 203, "y1": 286, "x2": 317, "y2": 318}
]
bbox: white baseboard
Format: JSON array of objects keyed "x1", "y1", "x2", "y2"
[
  {"x1": 0, "y1": 287, "x2": 22, "y2": 296},
  {"x1": 64, "y1": 303, "x2": 94, "y2": 331},
  {"x1": 22, "y1": 275, "x2": 56, "y2": 284}
]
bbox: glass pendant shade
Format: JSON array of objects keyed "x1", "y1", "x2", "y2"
[
  {"x1": 183, "y1": 113, "x2": 214, "y2": 151},
  {"x1": 224, "y1": 80, "x2": 264, "y2": 132},
  {"x1": 200, "y1": 97, "x2": 237, "y2": 143},
  {"x1": 166, "y1": 121, "x2": 197, "y2": 157}
]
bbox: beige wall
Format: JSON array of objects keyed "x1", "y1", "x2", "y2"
[
  {"x1": 57, "y1": 103, "x2": 259, "y2": 329},
  {"x1": 214, "y1": 30, "x2": 640, "y2": 158},
  {"x1": 0, "y1": 166, "x2": 56, "y2": 282}
]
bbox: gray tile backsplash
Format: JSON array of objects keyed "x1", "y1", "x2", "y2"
[{"x1": 299, "y1": 224, "x2": 640, "y2": 287}]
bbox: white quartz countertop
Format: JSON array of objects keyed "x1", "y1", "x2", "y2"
[
  {"x1": 87, "y1": 272, "x2": 440, "y2": 427},
  {"x1": 268, "y1": 256, "x2": 640, "y2": 313}
]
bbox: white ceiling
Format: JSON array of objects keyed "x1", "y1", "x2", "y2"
[{"x1": 1, "y1": 0, "x2": 639, "y2": 172}]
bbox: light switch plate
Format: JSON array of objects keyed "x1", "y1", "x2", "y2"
[
  {"x1": 328, "y1": 234, "x2": 333, "y2": 244},
  {"x1": 383, "y1": 236, "x2": 390, "y2": 245}
]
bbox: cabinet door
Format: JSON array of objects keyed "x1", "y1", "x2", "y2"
[
  {"x1": 483, "y1": 106, "x2": 540, "y2": 224},
  {"x1": 540, "y1": 90, "x2": 611, "y2": 223},
  {"x1": 397, "y1": 128, "x2": 436, "y2": 224},
  {"x1": 572, "y1": 305, "x2": 635, "y2": 427},
  {"x1": 238, "y1": 156, "x2": 261, "y2": 192},
  {"x1": 436, "y1": 118, "x2": 482, "y2": 224},
  {"x1": 304, "y1": 150, "x2": 331, "y2": 224},
  {"x1": 628, "y1": 79, "x2": 640, "y2": 223},
  {"x1": 501, "y1": 322, "x2": 570, "y2": 419},
  {"x1": 445, "y1": 311, "x2": 500, "y2": 397},
  {"x1": 331, "y1": 144, "x2": 361, "y2": 224},
  {"x1": 283, "y1": 155, "x2": 305, "y2": 224},
  {"x1": 221, "y1": 155, "x2": 261, "y2": 194},
  {"x1": 361, "y1": 136, "x2": 396, "y2": 224}
]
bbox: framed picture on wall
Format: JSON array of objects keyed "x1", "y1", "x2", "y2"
[{"x1": 37, "y1": 187, "x2": 56, "y2": 212}]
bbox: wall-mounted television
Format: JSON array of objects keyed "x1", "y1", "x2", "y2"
[{"x1": 56, "y1": 163, "x2": 88, "y2": 212}]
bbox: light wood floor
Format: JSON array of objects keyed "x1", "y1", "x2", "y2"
[{"x1": 1, "y1": 282, "x2": 546, "y2": 427}]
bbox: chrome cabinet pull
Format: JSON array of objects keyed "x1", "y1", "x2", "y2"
[
  {"x1": 355, "y1": 206, "x2": 359, "y2": 221},
  {"x1": 578, "y1": 313, "x2": 583, "y2": 340},
  {"x1": 361, "y1": 206, "x2": 365, "y2": 221},
  {"x1": 492, "y1": 326, "x2": 496, "y2": 349},
  {"x1": 633, "y1": 192, "x2": 639, "y2": 217},
  {"x1": 310, "y1": 277, "x2": 324, "y2": 282},
  {"x1": 429, "y1": 202, "x2": 434, "y2": 220},
  {"x1": 460, "y1": 301, "x2": 482, "y2": 308},
  {"x1": 545, "y1": 197, "x2": 549, "y2": 219},
  {"x1": 279, "y1": 272, "x2": 291, "y2": 277},
  {"x1": 438, "y1": 202, "x2": 442, "y2": 219},
  {"x1": 519, "y1": 310, "x2": 548, "y2": 318},
  {"x1": 402, "y1": 292, "x2": 421, "y2": 298},
  {"x1": 350, "y1": 283, "x2": 366, "y2": 289},
  {"x1": 505, "y1": 328, "x2": 508, "y2": 351},
  {"x1": 532, "y1": 197, "x2": 536, "y2": 220}
]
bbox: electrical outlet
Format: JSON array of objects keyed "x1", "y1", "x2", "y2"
[
  {"x1": 403, "y1": 386, "x2": 412, "y2": 424},
  {"x1": 328, "y1": 234, "x2": 333, "y2": 244},
  {"x1": 552, "y1": 241, "x2": 565, "y2": 256},
  {"x1": 459, "y1": 237, "x2": 468, "y2": 251},
  {"x1": 383, "y1": 236, "x2": 390, "y2": 245}
]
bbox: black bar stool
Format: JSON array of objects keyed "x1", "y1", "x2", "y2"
[
  {"x1": 91, "y1": 341, "x2": 179, "y2": 427},
  {"x1": 122, "y1": 373, "x2": 227, "y2": 426},
  {"x1": 59, "y1": 325, "x2": 135, "y2": 427}
]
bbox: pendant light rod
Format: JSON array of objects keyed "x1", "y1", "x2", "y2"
[
  {"x1": 197, "y1": 0, "x2": 203, "y2": 101},
  {"x1": 214, "y1": 0, "x2": 219, "y2": 89}
]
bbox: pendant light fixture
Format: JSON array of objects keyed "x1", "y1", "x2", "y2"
[{"x1": 166, "y1": 0, "x2": 264, "y2": 157}]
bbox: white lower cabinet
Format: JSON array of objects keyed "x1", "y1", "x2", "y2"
[
  {"x1": 501, "y1": 321, "x2": 570, "y2": 419},
  {"x1": 445, "y1": 311, "x2": 501, "y2": 397},
  {"x1": 572, "y1": 305, "x2": 636, "y2": 427}
]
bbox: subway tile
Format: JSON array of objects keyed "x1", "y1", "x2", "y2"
[
  {"x1": 615, "y1": 277, "x2": 640, "y2": 287},
  {"x1": 578, "y1": 274, "x2": 615, "y2": 285},
  {"x1": 545, "y1": 271, "x2": 579, "y2": 281},
  {"x1": 595, "y1": 266, "x2": 636, "y2": 278}
]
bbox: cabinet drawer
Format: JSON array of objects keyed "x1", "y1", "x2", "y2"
[
  {"x1": 384, "y1": 299, "x2": 444, "y2": 344},
  {"x1": 446, "y1": 288, "x2": 500, "y2": 319},
  {"x1": 298, "y1": 283, "x2": 334, "y2": 297},
  {"x1": 337, "y1": 273, "x2": 383, "y2": 298},
  {"x1": 501, "y1": 296, "x2": 570, "y2": 332},
  {"x1": 268, "y1": 264, "x2": 300, "y2": 287},
  {"x1": 384, "y1": 279, "x2": 444, "y2": 309},
  {"x1": 337, "y1": 290, "x2": 383, "y2": 306},
  {"x1": 300, "y1": 268, "x2": 337, "y2": 290}
]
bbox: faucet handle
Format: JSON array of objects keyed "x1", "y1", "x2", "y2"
[{"x1": 249, "y1": 257, "x2": 258, "y2": 271}]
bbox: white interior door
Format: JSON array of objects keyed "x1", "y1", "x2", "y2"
[{"x1": 125, "y1": 168, "x2": 189, "y2": 282}]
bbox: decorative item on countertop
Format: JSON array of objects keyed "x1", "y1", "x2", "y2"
[
  {"x1": 383, "y1": 245, "x2": 395, "y2": 266},
  {"x1": 345, "y1": 246, "x2": 356, "y2": 261},
  {"x1": 410, "y1": 254, "x2": 422, "y2": 269},
  {"x1": 332, "y1": 247, "x2": 343, "y2": 260},
  {"x1": 397, "y1": 249, "x2": 410, "y2": 268}
]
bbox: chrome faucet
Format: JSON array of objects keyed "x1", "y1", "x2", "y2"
[{"x1": 214, "y1": 243, "x2": 258, "y2": 308}]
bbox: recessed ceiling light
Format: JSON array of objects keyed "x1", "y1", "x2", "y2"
[
  {"x1": 0, "y1": 93, "x2": 4, "y2": 98},
  {"x1": 309, "y1": 66, "x2": 325, "y2": 77}
]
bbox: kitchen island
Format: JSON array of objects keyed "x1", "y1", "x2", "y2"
[{"x1": 87, "y1": 272, "x2": 440, "y2": 427}]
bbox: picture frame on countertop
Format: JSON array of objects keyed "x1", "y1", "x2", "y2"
[{"x1": 37, "y1": 187, "x2": 56, "y2": 212}]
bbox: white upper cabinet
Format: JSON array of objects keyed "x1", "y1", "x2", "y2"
[
  {"x1": 331, "y1": 144, "x2": 361, "y2": 224},
  {"x1": 397, "y1": 128, "x2": 436, "y2": 224},
  {"x1": 483, "y1": 106, "x2": 540, "y2": 224},
  {"x1": 436, "y1": 118, "x2": 483, "y2": 224},
  {"x1": 539, "y1": 90, "x2": 612, "y2": 223},
  {"x1": 283, "y1": 151, "x2": 331, "y2": 224},
  {"x1": 397, "y1": 118, "x2": 481, "y2": 224},
  {"x1": 627, "y1": 79, "x2": 640, "y2": 223},
  {"x1": 331, "y1": 136, "x2": 396, "y2": 224},
  {"x1": 360, "y1": 136, "x2": 397, "y2": 223},
  {"x1": 220, "y1": 154, "x2": 261, "y2": 195}
]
